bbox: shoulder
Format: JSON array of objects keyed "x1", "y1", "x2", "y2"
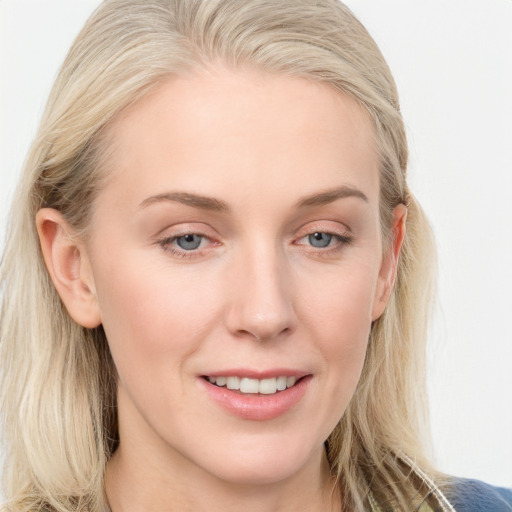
[{"x1": 445, "y1": 477, "x2": 512, "y2": 512}]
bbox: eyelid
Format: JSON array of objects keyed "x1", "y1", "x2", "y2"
[
  {"x1": 155, "y1": 223, "x2": 221, "y2": 259},
  {"x1": 292, "y1": 221, "x2": 354, "y2": 251},
  {"x1": 164, "y1": 232, "x2": 208, "y2": 248},
  {"x1": 154, "y1": 221, "x2": 353, "y2": 259},
  {"x1": 294, "y1": 220, "x2": 352, "y2": 239},
  {"x1": 154, "y1": 218, "x2": 227, "y2": 244},
  {"x1": 295, "y1": 231, "x2": 352, "y2": 246}
]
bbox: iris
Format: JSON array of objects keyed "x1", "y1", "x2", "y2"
[
  {"x1": 308, "y1": 232, "x2": 332, "y2": 248},
  {"x1": 176, "y1": 234, "x2": 203, "y2": 250}
]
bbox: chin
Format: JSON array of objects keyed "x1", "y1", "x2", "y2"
[
  {"x1": 195, "y1": 437, "x2": 325, "y2": 487},
  {"x1": 209, "y1": 462, "x2": 305, "y2": 487}
]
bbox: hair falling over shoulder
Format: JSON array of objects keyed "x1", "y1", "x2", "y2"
[{"x1": 1, "y1": 1, "x2": 441, "y2": 510}]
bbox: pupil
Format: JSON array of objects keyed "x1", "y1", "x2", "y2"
[
  {"x1": 177, "y1": 234, "x2": 202, "y2": 250},
  {"x1": 309, "y1": 232, "x2": 331, "y2": 248}
]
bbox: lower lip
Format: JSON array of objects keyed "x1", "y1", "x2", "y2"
[{"x1": 200, "y1": 376, "x2": 311, "y2": 421}]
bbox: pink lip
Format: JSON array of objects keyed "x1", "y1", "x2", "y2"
[
  {"x1": 199, "y1": 373, "x2": 312, "y2": 421},
  {"x1": 202, "y1": 368, "x2": 310, "y2": 379}
]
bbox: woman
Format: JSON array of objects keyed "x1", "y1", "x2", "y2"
[{"x1": 0, "y1": 1, "x2": 510, "y2": 511}]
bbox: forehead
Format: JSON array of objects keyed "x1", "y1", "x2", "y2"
[{"x1": 100, "y1": 66, "x2": 379, "y2": 210}]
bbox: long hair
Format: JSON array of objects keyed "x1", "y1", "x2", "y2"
[{"x1": 1, "y1": 1, "x2": 438, "y2": 510}]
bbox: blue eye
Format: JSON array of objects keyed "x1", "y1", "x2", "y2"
[
  {"x1": 175, "y1": 234, "x2": 203, "y2": 250},
  {"x1": 308, "y1": 232, "x2": 333, "y2": 248}
]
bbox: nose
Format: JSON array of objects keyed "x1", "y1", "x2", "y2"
[{"x1": 224, "y1": 244, "x2": 296, "y2": 342}]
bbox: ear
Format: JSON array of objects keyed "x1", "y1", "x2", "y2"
[
  {"x1": 36, "y1": 208, "x2": 101, "y2": 328},
  {"x1": 371, "y1": 203, "x2": 407, "y2": 321}
]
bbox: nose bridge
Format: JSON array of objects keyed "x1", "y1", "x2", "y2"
[{"x1": 226, "y1": 238, "x2": 295, "y2": 341}]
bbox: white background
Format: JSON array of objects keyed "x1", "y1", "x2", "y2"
[{"x1": 1, "y1": 0, "x2": 511, "y2": 488}]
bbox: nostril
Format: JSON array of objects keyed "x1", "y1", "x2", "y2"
[{"x1": 237, "y1": 324, "x2": 292, "y2": 342}]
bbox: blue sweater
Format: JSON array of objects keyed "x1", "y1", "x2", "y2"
[{"x1": 447, "y1": 478, "x2": 512, "y2": 511}]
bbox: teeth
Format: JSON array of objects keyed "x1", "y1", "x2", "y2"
[
  {"x1": 226, "y1": 376, "x2": 240, "y2": 390},
  {"x1": 206, "y1": 375, "x2": 300, "y2": 394},
  {"x1": 259, "y1": 378, "x2": 277, "y2": 394},
  {"x1": 276, "y1": 376, "x2": 287, "y2": 391},
  {"x1": 286, "y1": 376, "x2": 296, "y2": 388},
  {"x1": 240, "y1": 378, "x2": 259, "y2": 393}
]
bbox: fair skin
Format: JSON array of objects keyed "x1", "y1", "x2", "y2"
[{"x1": 37, "y1": 67, "x2": 406, "y2": 512}]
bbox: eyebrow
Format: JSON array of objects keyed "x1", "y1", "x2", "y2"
[
  {"x1": 295, "y1": 185, "x2": 368, "y2": 208},
  {"x1": 139, "y1": 185, "x2": 368, "y2": 213},
  {"x1": 139, "y1": 192, "x2": 230, "y2": 212}
]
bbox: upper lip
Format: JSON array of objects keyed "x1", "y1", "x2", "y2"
[{"x1": 200, "y1": 368, "x2": 310, "y2": 379}]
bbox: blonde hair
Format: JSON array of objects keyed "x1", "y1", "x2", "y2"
[{"x1": 1, "y1": 1, "x2": 439, "y2": 510}]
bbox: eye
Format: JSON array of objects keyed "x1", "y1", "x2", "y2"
[
  {"x1": 294, "y1": 227, "x2": 353, "y2": 254},
  {"x1": 175, "y1": 233, "x2": 204, "y2": 251},
  {"x1": 158, "y1": 231, "x2": 212, "y2": 257},
  {"x1": 307, "y1": 232, "x2": 333, "y2": 248}
]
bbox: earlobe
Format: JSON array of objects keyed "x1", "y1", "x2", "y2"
[
  {"x1": 371, "y1": 204, "x2": 407, "y2": 321},
  {"x1": 36, "y1": 208, "x2": 101, "y2": 328}
]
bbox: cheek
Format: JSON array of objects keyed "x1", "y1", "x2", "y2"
[
  {"x1": 301, "y1": 260, "x2": 377, "y2": 341},
  {"x1": 298, "y1": 262, "x2": 378, "y2": 402},
  {"x1": 92, "y1": 257, "x2": 219, "y2": 383}
]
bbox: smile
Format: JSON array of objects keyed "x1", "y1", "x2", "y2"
[
  {"x1": 205, "y1": 375, "x2": 298, "y2": 395},
  {"x1": 201, "y1": 373, "x2": 311, "y2": 421}
]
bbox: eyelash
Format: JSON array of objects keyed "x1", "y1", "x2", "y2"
[
  {"x1": 158, "y1": 232, "x2": 213, "y2": 259},
  {"x1": 157, "y1": 229, "x2": 353, "y2": 259},
  {"x1": 295, "y1": 231, "x2": 353, "y2": 253}
]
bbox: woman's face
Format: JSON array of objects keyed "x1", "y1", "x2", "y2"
[{"x1": 81, "y1": 67, "x2": 403, "y2": 485}]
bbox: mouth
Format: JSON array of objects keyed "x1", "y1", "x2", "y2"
[
  {"x1": 202, "y1": 375, "x2": 301, "y2": 395},
  {"x1": 200, "y1": 372, "x2": 311, "y2": 420}
]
